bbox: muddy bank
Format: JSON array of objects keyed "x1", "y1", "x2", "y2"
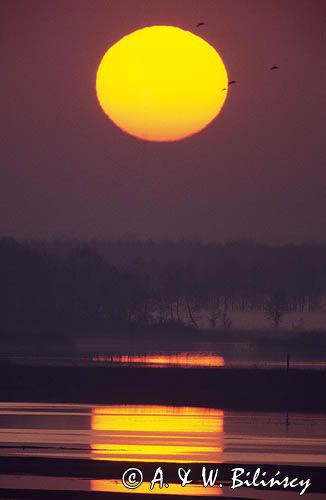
[{"x1": 1, "y1": 364, "x2": 326, "y2": 412}]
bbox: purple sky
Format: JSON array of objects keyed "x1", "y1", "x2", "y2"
[{"x1": 1, "y1": 0, "x2": 325, "y2": 243}]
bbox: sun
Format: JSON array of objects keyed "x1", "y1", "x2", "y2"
[{"x1": 96, "y1": 26, "x2": 228, "y2": 142}]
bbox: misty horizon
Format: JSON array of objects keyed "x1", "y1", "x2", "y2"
[{"x1": 2, "y1": 233, "x2": 326, "y2": 247}]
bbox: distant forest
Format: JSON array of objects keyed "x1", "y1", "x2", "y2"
[{"x1": 0, "y1": 237, "x2": 325, "y2": 333}]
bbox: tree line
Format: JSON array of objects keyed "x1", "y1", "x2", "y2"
[{"x1": 0, "y1": 237, "x2": 325, "y2": 333}]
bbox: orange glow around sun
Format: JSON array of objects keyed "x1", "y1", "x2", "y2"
[{"x1": 96, "y1": 26, "x2": 228, "y2": 142}]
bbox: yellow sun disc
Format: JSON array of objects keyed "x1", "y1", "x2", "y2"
[{"x1": 96, "y1": 26, "x2": 228, "y2": 142}]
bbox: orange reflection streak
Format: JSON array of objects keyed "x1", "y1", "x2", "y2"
[
  {"x1": 91, "y1": 405, "x2": 224, "y2": 463},
  {"x1": 91, "y1": 479, "x2": 223, "y2": 496},
  {"x1": 92, "y1": 353, "x2": 224, "y2": 368}
]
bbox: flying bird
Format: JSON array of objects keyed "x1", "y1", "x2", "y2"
[
  {"x1": 221, "y1": 80, "x2": 237, "y2": 91},
  {"x1": 270, "y1": 65, "x2": 279, "y2": 70},
  {"x1": 196, "y1": 22, "x2": 205, "y2": 27}
]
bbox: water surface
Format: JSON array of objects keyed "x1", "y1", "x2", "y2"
[{"x1": 0, "y1": 403, "x2": 325, "y2": 499}]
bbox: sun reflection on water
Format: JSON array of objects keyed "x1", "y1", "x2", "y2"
[
  {"x1": 91, "y1": 479, "x2": 223, "y2": 496},
  {"x1": 92, "y1": 353, "x2": 225, "y2": 368},
  {"x1": 91, "y1": 405, "x2": 224, "y2": 463}
]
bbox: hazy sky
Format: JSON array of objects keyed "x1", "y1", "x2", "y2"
[{"x1": 1, "y1": 0, "x2": 325, "y2": 243}]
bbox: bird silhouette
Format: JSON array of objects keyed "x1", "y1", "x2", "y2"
[
  {"x1": 196, "y1": 22, "x2": 205, "y2": 27},
  {"x1": 221, "y1": 80, "x2": 237, "y2": 91},
  {"x1": 221, "y1": 66, "x2": 279, "y2": 93}
]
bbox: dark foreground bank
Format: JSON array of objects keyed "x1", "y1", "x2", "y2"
[
  {"x1": 1, "y1": 364, "x2": 326, "y2": 412},
  {"x1": 0, "y1": 456, "x2": 325, "y2": 497}
]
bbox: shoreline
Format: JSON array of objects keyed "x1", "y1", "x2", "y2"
[{"x1": 1, "y1": 364, "x2": 326, "y2": 412}]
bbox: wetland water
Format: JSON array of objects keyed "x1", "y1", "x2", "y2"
[
  {"x1": 0, "y1": 403, "x2": 325, "y2": 499},
  {"x1": 1, "y1": 347, "x2": 325, "y2": 499}
]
